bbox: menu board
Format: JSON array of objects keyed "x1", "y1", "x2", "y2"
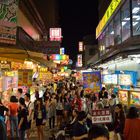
[
  {"x1": 103, "y1": 74, "x2": 118, "y2": 84},
  {"x1": 119, "y1": 90, "x2": 128, "y2": 104},
  {"x1": 130, "y1": 91, "x2": 140, "y2": 106},
  {"x1": 118, "y1": 74, "x2": 132, "y2": 86}
]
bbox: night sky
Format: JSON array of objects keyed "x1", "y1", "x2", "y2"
[{"x1": 58, "y1": 0, "x2": 98, "y2": 63}]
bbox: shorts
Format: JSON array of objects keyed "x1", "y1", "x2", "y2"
[
  {"x1": 27, "y1": 120, "x2": 32, "y2": 129},
  {"x1": 36, "y1": 118, "x2": 43, "y2": 126},
  {"x1": 56, "y1": 110, "x2": 63, "y2": 116}
]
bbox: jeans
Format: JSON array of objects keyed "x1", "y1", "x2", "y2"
[
  {"x1": 49, "y1": 116, "x2": 55, "y2": 129},
  {"x1": 19, "y1": 130, "x2": 25, "y2": 140},
  {"x1": 10, "y1": 116, "x2": 19, "y2": 138}
]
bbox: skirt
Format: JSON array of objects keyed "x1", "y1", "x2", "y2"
[
  {"x1": 56, "y1": 110, "x2": 63, "y2": 116},
  {"x1": 36, "y1": 118, "x2": 43, "y2": 126}
]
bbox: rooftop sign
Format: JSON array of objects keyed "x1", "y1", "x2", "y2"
[{"x1": 96, "y1": 0, "x2": 121, "y2": 39}]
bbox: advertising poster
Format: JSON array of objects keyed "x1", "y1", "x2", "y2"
[
  {"x1": 130, "y1": 91, "x2": 140, "y2": 106},
  {"x1": 83, "y1": 71, "x2": 101, "y2": 93},
  {"x1": 119, "y1": 90, "x2": 128, "y2": 105},
  {"x1": 18, "y1": 70, "x2": 32, "y2": 87},
  {"x1": 118, "y1": 74, "x2": 132, "y2": 86},
  {"x1": 103, "y1": 74, "x2": 118, "y2": 85},
  {"x1": 0, "y1": 0, "x2": 18, "y2": 44}
]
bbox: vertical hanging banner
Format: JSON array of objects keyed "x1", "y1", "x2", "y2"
[
  {"x1": 77, "y1": 54, "x2": 83, "y2": 67},
  {"x1": 0, "y1": 0, "x2": 18, "y2": 44},
  {"x1": 18, "y1": 70, "x2": 32, "y2": 87},
  {"x1": 83, "y1": 71, "x2": 102, "y2": 93},
  {"x1": 79, "y1": 42, "x2": 83, "y2": 52}
]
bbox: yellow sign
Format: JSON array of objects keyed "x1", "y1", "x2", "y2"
[
  {"x1": 18, "y1": 70, "x2": 33, "y2": 87},
  {"x1": 96, "y1": 0, "x2": 121, "y2": 38}
]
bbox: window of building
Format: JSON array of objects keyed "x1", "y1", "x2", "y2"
[
  {"x1": 121, "y1": 0, "x2": 131, "y2": 42},
  {"x1": 98, "y1": 33, "x2": 105, "y2": 56},
  {"x1": 114, "y1": 11, "x2": 121, "y2": 44},
  {"x1": 132, "y1": 0, "x2": 140, "y2": 36},
  {"x1": 102, "y1": 31, "x2": 106, "y2": 54},
  {"x1": 105, "y1": 27, "x2": 109, "y2": 49},
  {"x1": 108, "y1": 21, "x2": 114, "y2": 47}
]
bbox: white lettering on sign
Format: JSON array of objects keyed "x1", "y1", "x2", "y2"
[{"x1": 92, "y1": 109, "x2": 112, "y2": 124}]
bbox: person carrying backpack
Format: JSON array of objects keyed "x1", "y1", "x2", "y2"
[
  {"x1": 18, "y1": 98, "x2": 28, "y2": 140},
  {"x1": 25, "y1": 93, "x2": 34, "y2": 140}
]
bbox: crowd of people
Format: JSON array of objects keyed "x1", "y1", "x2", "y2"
[{"x1": 0, "y1": 79, "x2": 140, "y2": 140}]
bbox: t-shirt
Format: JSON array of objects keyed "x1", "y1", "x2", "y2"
[
  {"x1": 0, "y1": 105, "x2": 9, "y2": 117},
  {"x1": 18, "y1": 108, "x2": 28, "y2": 130},
  {"x1": 25, "y1": 101, "x2": 34, "y2": 120},
  {"x1": 8, "y1": 103, "x2": 19, "y2": 116},
  {"x1": 73, "y1": 122, "x2": 87, "y2": 138}
]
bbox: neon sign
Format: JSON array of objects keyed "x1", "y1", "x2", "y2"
[
  {"x1": 96, "y1": 0, "x2": 121, "y2": 38},
  {"x1": 50, "y1": 54, "x2": 69, "y2": 61}
]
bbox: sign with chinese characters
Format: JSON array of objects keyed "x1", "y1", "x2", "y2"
[
  {"x1": 92, "y1": 109, "x2": 112, "y2": 124},
  {"x1": 49, "y1": 28, "x2": 62, "y2": 41},
  {"x1": 0, "y1": 0, "x2": 18, "y2": 44},
  {"x1": 77, "y1": 54, "x2": 83, "y2": 67},
  {"x1": 18, "y1": 70, "x2": 32, "y2": 87},
  {"x1": 60, "y1": 48, "x2": 65, "y2": 55},
  {"x1": 79, "y1": 42, "x2": 83, "y2": 52},
  {"x1": 96, "y1": 0, "x2": 121, "y2": 38},
  {"x1": 0, "y1": 61, "x2": 11, "y2": 70}
]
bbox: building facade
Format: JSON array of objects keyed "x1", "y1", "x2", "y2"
[{"x1": 96, "y1": 0, "x2": 140, "y2": 81}]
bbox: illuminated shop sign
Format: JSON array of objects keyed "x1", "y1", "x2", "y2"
[
  {"x1": 60, "y1": 48, "x2": 65, "y2": 55},
  {"x1": 79, "y1": 42, "x2": 83, "y2": 52},
  {"x1": 96, "y1": 0, "x2": 121, "y2": 38},
  {"x1": 77, "y1": 54, "x2": 83, "y2": 67},
  {"x1": 49, "y1": 28, "x2": 62, "y2": 41},
  {"x1": 50, "y1": 54, "x2": 69, "y2": 61}
]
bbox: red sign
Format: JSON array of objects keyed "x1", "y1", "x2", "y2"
[
  {"x1": 92, "y1": 109, "x2": 112, "y2": 124},
  {"x1": 49, "y1": 28, "x2": 62, "y2": 41}
]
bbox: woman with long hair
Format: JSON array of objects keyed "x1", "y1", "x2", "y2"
[
  {"x1": 34, "y1": 98, "x2": 46, "y2": 140},
  {"x1": 0, "y1": 99, "x2": 9, "y2": 120},
  {"x1": 124, "y1": 107, "x2": 140, "y2": 140},
  {"x1": 18, "y1": 98, "x2": 28, "y2": 140},
  {"x1": 48, "y1": 93, "x2": 56, "y2": 129},
  {"x1": 63, "y1": 92, "x2": 71, "y2": 122},
  {"x1": 114, "y1": 104, "x2": 125, "y2": 139},
  {"x1": 56, "y1": 93, "x2": 64, "y2": 128}
]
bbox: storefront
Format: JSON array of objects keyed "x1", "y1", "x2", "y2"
[
  {"x1": 119, "y1": 89, "x2": 140, "y2": 108},
  {"x1": 97, "y1": 0, "x2": 140, "y2": 56}
]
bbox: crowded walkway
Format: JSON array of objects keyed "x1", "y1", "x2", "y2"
[{"x1": 0, "y1": 79, "x2": 140, "y2": 140}]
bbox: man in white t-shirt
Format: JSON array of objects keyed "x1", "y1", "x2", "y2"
[{"x1": 24, "y1": 93, "x2": 34, "y2": 140}]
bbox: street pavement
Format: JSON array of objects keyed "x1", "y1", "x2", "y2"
[{"x1": 29, "y1": 126, "x2": 58, "y2": 140}]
